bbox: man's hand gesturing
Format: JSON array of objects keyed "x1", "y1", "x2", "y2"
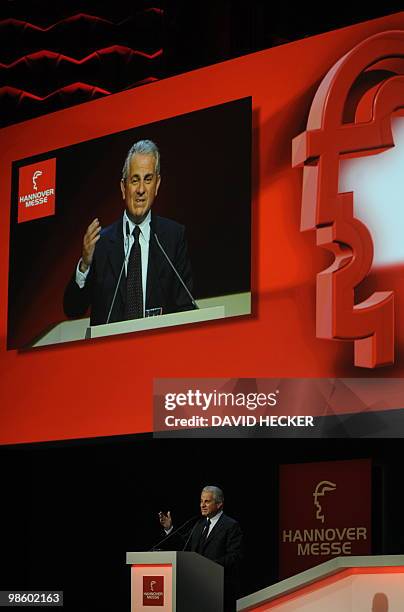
[{"x1": 79, "y1": 218, "x2": 101, "y2": 273}]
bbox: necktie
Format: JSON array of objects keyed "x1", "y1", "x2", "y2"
[
  {"x1": 197, "y1": 518, "x2": 211, "y2": 553},
  {"x1": 125, "y1": 225, "x2": 143, "y2": 319}
]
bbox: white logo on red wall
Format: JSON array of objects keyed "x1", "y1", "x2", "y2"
[
  {"x1": 18, "y1": 158, "x2": 56, "y2": 223},
  {"x1": 32, "y1": 170, "x2": 43, "y2": 191},
  {"x1": 313, "y1": 480, "x2": 337, "y2": 523},
  {"x1": 143, "y1": 576, "x2": 164, "y2": 606},
  {"x1": 279, "y1": 459, "x2": 371, "y2": 579}
]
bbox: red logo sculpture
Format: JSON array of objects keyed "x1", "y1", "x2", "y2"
[{"x1": 292, "y1": 31, "x2": 404, "y2": 368}]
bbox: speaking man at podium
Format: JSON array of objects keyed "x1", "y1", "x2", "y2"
[
  {"x1": 158, "y1": 485, "x2": 243, "y2": 612},
  {"x1": 63, "y1": 139, "x2": 195, "y2": 325}
]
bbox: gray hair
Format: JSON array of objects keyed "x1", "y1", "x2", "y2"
[
  {"x1": 122, "y1": 139, "x2": 160, "y2": 181},
  {"x1": 202, "y1": 485, "x2": 224, "y2": 504}
]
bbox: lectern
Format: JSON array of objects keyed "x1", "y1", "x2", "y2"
[
  {"x1": 126, "y1": 551, "x2": 223, "y2": 612},
  {"x1": 30, "y1": 292, "x2": 251, "y2": 347},
  {"x1": 237, "y1": 555, "x2": 404, "y2": 611}
]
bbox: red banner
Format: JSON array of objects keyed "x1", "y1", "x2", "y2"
[{"x1": 279, "y1": 459, "x2": 371, "y2": 578}]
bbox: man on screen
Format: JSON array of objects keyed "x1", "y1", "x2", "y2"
[
  {"x1": 63, "y1": 139, "x2": 194, "y2": 325},
  {"x1": 158, "y1": 485, "x2": 243, "y2": 612}
]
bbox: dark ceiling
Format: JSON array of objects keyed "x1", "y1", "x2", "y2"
[{"x1": 0, "y1": 2, "x2": 403, "y2": 127}]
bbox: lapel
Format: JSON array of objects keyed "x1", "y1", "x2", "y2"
[
  {"x1": 146, "y1": 213, "x2": 166, "y2": 305},
  {"x1": 105, "y1": 218, "x2": 126, "y2": 304}
]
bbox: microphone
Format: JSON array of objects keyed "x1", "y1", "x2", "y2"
[
  {"x1": 182, "y1": 517, "x2": 201, "y2": 551},
  {"x1": 149, "y1": 514, "x2": 200, "y2": 552},
  {"x1": 151, "y1": 226, "x2": 199, "y2": 310},
  {"x1": 106, "y1": 221, "x2": 131, "y2": 324}
]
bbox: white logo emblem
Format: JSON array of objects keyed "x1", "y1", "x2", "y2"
[
  {"x1": 32, "y1": 170, "x2": 43, "y2": 191},
  {"x1": 313, "y1": 480, "x2": 337, "y2": 523},
  {"x1": 150, "y1": 581, "x2": 156, "y2": 592}
]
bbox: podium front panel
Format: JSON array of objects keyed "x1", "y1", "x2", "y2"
[
  {"x1": 127, "y1": 551, "x2": 223, "y2": 612},
  {"x1": 131, "y1": 564, "x2": 173, "y2": 611}
]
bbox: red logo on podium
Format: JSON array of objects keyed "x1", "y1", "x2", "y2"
[
  {"x1": 18, "y1": 158, "x2": 56, "y2": 223},
  {"x1": 143, "y1": 576, "x2": 164, "y2": 606}
]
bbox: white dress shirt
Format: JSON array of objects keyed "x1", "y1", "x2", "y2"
[{"x1": 205, "y1": 510, "x2": 223, "y2": 536}]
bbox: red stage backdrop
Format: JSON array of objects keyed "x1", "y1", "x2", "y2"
[
  {"x1": 1, "y1": 13, "x2": 404, "y2": 444},
  {"x1": 279, "y1": 459, "x2": 372, "y2": 578}
]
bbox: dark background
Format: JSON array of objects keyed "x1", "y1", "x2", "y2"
[
  {"x1": 0, "y1": 437, "x2": 402, "y2": 612},
  {"x1": 7, "y1": 98, "x2": 251, "y2": 349},
  {"x1": 1, "y1": 3, "x2": 404, "y2": 128}
]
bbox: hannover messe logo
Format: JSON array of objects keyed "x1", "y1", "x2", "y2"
[
  {"x1": 143, "y1": 576, "x2": 164, "y2": 606},
  {"x1": 313, "y1": 480, "x2": 337, "y2": 523},
  {"x1": 292, "y1": 31, "x2": 404, "y2": 368},
  {"x1": 32, "y1": 169, "x2": 43, "y2": 191},
  {"x1": 18, "y1": 158, "x2": 56, "y2": 223},
  {"x1": 279, "y1": 459, "x2": 371, "y2": 578}
]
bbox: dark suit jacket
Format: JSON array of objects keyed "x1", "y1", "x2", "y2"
[
  {"x1": 63, "y1": 213, "x2": 194, "y2": 325},
  {"x1": 185, "y1": 513, "x2": 242, "y2": 573},
  {"x1": 171, "y1": 513, "x2": 243, "y2": 611}
]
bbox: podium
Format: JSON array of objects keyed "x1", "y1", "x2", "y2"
[
  {"x1": 30, "y1": 292, "x2": 250, "y2": 347},
  {"x1": 126, "y1": 551, "x2": 223, "y2": 612},
  {"x1": 87, "y1": 306, "x2": 225, "y2": 340},
  {"x1": 237, "y1": 555, "x2": 404, "y2": 611}
]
